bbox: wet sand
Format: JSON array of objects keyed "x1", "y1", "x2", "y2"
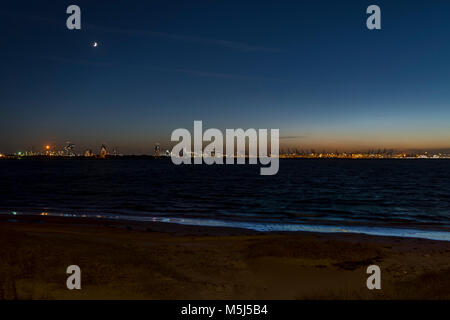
[{"x1": 0, "y1": 215, "x2": 449, "y2": 299}]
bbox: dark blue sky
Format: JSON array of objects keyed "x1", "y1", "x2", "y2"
[{"x1": 1, "y1": 0, "x2": 450, "y2": 154}]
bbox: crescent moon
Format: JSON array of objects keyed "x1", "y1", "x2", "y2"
[{"x1": 93, "y1": 42, "x2": 98, "y2": 47}]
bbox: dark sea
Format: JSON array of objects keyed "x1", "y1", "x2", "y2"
[{"x1": 1, "y1": 159, "x2": 449, "y2": 241}]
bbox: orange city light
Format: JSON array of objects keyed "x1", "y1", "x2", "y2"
[{"x1": 45, "y1": 145, "x2": 51, "y2": 150}]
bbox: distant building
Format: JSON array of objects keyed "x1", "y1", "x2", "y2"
[
  {"x1": 100, "y1": 144, "x2": 108, "y2": 158},
  {"x1": 64, "y1": 142, "x2": 75, "y2": 156},
  {"x1": 154, "y1": 143, "x2": 161, "y2": 157},
  {"x1": 84, "y1": 149, "x2": 93, "y2": 157}
]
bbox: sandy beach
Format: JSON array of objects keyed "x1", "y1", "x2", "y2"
[{"x1": 0, "y1": 215, "x2": 449, "y2": 300}]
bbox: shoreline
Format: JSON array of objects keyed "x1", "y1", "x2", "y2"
[
  {"x1": 1, "y1": 212, "x2": 449, "y2": 242},
  {"x1": 1, "y1": 214, "x2": 449, "y2": 299}
]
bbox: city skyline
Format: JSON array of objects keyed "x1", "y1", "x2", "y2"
[
  {"x1": 2, "y1": 1, "x2": 450, "y2": 154},
  {"x1": 3, "y1": 139, "x2": 450, "y2": 158}
]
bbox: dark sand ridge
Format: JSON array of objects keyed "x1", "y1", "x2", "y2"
[{"x1": 0, "y1": 215, "x2": 449, "y2": 299}]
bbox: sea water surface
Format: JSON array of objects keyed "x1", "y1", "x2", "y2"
[{"x1": 1, "y1": 159, "x2": 449, "y2": 241}]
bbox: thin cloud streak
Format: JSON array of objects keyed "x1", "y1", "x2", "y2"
[
  {"x1": 280, "y1": 135, "x2": 309, "y2": 140},
  {"x1": 6, "y1": 54, "x2": 280, "y2": 82},
  {"x1": 85, "y1": 23, "x2": 282, "y2": 53},
  {"x1": 174, "y1": 68, "x2": 281, "y2": 81},
  {"x1": 0, "y1": 11, "x2": 281, "y2": 53}
]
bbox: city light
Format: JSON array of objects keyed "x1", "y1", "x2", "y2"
[{"x1": 0, "y1": 142, "x2": 449, "y2": 159}]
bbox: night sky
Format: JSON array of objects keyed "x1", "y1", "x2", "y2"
[{"x1": 1, "y1": 0, "x2": 450, "y2": 154}]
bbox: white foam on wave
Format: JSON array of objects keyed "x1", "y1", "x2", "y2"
[{"x1": 132, "y1": 216, "x2": 450, "y2": 241}]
